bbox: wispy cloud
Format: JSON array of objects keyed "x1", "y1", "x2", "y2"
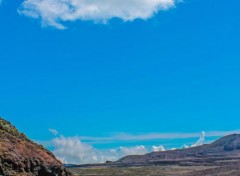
[
  {"x1": 18, "y1": 0, "x2": 178, "y2": 29},
  {"x1": 191, "y1": 131, "x2": 205, "y2": 147},
  {"x1": 49, "y1": 128, "x2": 59, "y2": 136},
  {"x1": 78, "y1": 130, "x2": 240, "y2": 143}
]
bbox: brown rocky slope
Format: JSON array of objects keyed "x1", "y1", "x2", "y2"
[{"x1": 0, "y1": 117, "x2": 73, "y2": 176}]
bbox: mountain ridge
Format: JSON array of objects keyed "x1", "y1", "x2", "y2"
[{"x1": 115, "y1": 134, "x2": 240, "y2": 166}]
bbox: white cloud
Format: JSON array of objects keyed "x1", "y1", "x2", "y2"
[
  {"x1": 18, "y1": 0, "x2": 178, "y2": 29},
  {"x1": 191, "y1": 131, "x2": 206, "y2": 147},
  {"x1": 52, "y1": 136, "x2": 100, "y2": 164},
  {"x1": 181, "y1": 144, "x2": 189, "y2": 149},
  {"x1": 152, "y1": 145, "x2": 165, "y2": 152},
  {"x1": 49, "y1": 128, "x2": 59, "y2": 136},
  {"x1": 51, "y1": 136, "x2": 148, "y2": 164},
  {"x1": 180, "y1": 131, "x2": 206, "y2": 149}
]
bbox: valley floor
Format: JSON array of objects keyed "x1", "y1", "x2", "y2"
[{"x1": 68, "y1": 165, "x2": 237, "y2": 176}]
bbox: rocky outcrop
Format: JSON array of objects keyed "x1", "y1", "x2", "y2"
[{"x1": 0, "y1": 117, "x2": 73, "y2": 176}]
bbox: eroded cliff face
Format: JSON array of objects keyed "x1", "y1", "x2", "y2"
[{"x1": 0, "y1": 117, "x2": 72, "y2": 176}]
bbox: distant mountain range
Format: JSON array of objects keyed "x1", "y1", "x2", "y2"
[{"x1": 116, "y1": 133, "x2": 240, "y2": 166}]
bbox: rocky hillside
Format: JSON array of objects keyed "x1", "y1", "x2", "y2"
[{"x1": 0, "y1": 117, "x2": 72, "y2": 176}]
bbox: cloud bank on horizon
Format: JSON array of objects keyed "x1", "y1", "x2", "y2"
[
  {"x1": 42, "y1": 129, "x2": 240, "y2": 164},
  {"x1": 49, "y1": 131, "x2": 206, "y2": 164},
  {"x1": 70, "y1": 130, "x2": 240, "y2": 143},
  {"x1": 52, "y1": 136, "x2": 149, "y2": 164},
  {"x1": 18, "y1": 0, "x2": 178, "y2": 29}
]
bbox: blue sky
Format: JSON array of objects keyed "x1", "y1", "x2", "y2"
[{"x1": 1, "y1": 0, "x2": 240, "y2": 164}]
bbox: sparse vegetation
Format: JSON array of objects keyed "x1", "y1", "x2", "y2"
[{"x1": 0, "y1": 117, "x2": 27, "y2": 140}]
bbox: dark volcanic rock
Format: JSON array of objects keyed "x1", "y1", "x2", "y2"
[{"x1": 0, "y1": 117, "x2": 73, "y2": 176}]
